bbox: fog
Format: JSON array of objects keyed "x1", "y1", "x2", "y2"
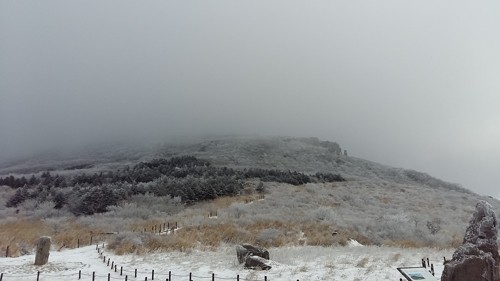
[{"x1": 1, "y1": 1, "x2": 499, "y2": 197}]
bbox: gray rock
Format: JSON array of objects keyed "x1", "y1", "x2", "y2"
[
  {"x1": 236, "y1": 244, "x2": 270, "y2": 265},
  {"x1": 441, "y1": 201, "x2": 500, "y2": 281},
  {"x1": 34, "y1": 236, "x2": 51, "y2": 265},
  {"x1": 245, "y1": 256, "x2": 272, "y2": 270}
]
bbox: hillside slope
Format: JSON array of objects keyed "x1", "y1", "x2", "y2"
[
  {"x1": 1, "y1": 135, "x2": 498, "y2": 250},
  {"x1": 160, "y1": 136, "x2": 470, "y2": 193}
]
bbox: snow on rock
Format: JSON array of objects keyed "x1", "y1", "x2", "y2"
[{"x1": 441, "y1": 201, "x2": 500, "y2": 281}]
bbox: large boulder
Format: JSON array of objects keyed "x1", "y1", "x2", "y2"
[
  {"x1": 236, "y1": 244, "x2": 270, "y2": 266},
  {"x1": 34, "y1": 236, "x2": 51, "y2": 265},
  {"x1": 441, "y1": 201, "x2": 500, "y2": 281},
  {"x1": 245, "y1": 256, "x2": 272, "y2": 270}
]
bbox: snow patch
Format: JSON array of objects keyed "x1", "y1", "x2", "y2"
[{"x1": 348, "y1": 239, "x2": 363, "y2": 247}]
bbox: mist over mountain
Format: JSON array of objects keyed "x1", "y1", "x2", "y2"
[
  {"x1": 1, "y1": 0, "x2": 499, "y2": 196},
  {"x1": 0, "y1": 135, "x2": 473, "y2": 196}
]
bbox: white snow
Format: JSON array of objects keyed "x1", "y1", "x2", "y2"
[
  {"x1": 348, "y1": 239, "x2": 363, "y2": 247},
  {"x1": 0, "y1": 244, "x2": 450, "y2": 281}
]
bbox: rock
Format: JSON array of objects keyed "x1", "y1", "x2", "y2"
[
  {"x1": 34, "y1": 236, "x2": 51, "y2": 265},
  {"x1": 441, "y1": 201, "x2": 500, "y2": 281},
  {"x1": 245, "y1": 256, "x2": 272, "y2": 270},
  {"x1": 236, "y1": 244, "x2": 270, "y2": 264}
]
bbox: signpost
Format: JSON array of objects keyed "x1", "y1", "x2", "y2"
[{"x1": 398, "y1": 267, "x2": 438, "y2": 281}]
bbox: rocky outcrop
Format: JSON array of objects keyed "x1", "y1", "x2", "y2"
[
  {"x1": 441, "y1": 201, "x2": 500, "y2": 281},
  {"x1": 236, "y1": 244, "x2": 271, "y2": 270},
  {"x1": 245, "y1": 256, "x2": 272, "y2": 270},
  {"x1": 34, "y1": 236, "x2": 51, "y2": 265}
]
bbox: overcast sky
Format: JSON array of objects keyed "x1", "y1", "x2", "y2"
[{"x1": 1, "y1": 1, "x2": 499, "y2": 197}]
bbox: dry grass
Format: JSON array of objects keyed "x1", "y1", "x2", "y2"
[
  {"x1": 176, "y1": 223, "x2": 248, "y2": 248},
  {"x1": 130, "y1": 219, "x2": 168, "y2": 233},
  {"x1": 106, "y1": 219, "x2": 373, "y2": 254},
  {"x1": 300, "y1": 222, "x2": 338, "y2": 246},
  {"x1": 0, "y1": 219, "x2": 105, "y2": 257},
  {"x1": 108, "y1": 238, "x2": 145, "y2": 255},
  {"x1": 0, "y1": 220, "x2": 50, "y2": 257}
]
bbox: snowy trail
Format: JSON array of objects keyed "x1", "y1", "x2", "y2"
[{"x1": 0, "y1": 245, "x2": 451, "y2": 281}]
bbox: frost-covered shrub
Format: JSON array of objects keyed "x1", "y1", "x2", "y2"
[
  {"x1": 105, "y1": 203, "x2": 154, "y2": 220},
  {"x1": 107, "y1": 232, "x2": 146, "y2": 255},
  {"x1": 227, "y1": 203, "x2": 248, "y2": 219},
  {"x1": 311, "y1": 207, "x2": 335, "y2": 222}
]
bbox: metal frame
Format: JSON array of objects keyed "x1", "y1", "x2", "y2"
[{"x1": 397, "y1": 266, "x2": 438, "y2": 281}]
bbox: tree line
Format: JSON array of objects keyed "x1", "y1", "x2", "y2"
[{"x1": 1, "y1": 156, "x2": 345, "y2": 215}]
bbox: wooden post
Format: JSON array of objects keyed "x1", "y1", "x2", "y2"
[
  {"x1": 0, "y1": 273, "x2": 3, "y2": 281},
  {"x1": 212, "y1": 273, "x2": 215, "y2": 281},
  {"x1": 237, "y1": 274, "x2": 239, "y2": 281},
  {"x1": 145, "y1": 277, "x2": 148, "y2": 281},
  {"x1": 152, "y1": 269, "x2": 154, "y2": 280},
  {"x1": 169, "y1": 271, "x2": 171, "y2": 281},
  {"x1": 5, "y1": 246, "x2": 9, "y2": 257},
  {"x1": 90, "y1": 236, "x2": 93, "y2": 245},
  {"x1": 121, "y1": 266, "x2": 123, "y2": 275},
  {"x1": 431, "y1": 264, "x2": 435, "y2": 276},
  {"x1": 427, "y1": 258, "x2": 430, "y2": 267},
  {"x1": 135, "y1": 269, "x2": 138, "y2": 278},
  {"x1": 79, "y1": 270, "x2": 81, "y2": 279},
  {"x1": 103, "y1": 256, "x2": 106, "y2": 262},
  {"x1": 115, "y1": 265, "x2": 117, "y2": 272},
  {"x1": 108, "y1": 273, "x2": 111, "y2": 281},
  {"x1": 107, "y1": 258, "x2": 110, "y2": 266},
  {"x1": 92, "y1": 272, "x2": 95, "y2": 281},
  {"x1": 189, "y1": 272, "x2": 192, "y2": 281},
  {"x1": 77, "y1": 239, "x2": 80, "y2": 248},
  {"x1": 37, "y1": 271, "x2": 40, "y2": 281},
  {"x1": 264, "y1": 276, "x2": 267, "y2": 281},
  {"x1": 111, "y1": 261, "x2": 114, "y2": 268},
  {"x1": 125, "y1": 275, "x2": 128, "y2": 281}
]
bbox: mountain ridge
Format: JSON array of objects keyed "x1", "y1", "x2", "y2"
[{"x1": 0, "y1": 135, "x2": 474, "y2": 196}]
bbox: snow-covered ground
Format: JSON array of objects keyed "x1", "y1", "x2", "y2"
[{"x1": 0, "y1": 243, "x2": 452, "y2": 281}]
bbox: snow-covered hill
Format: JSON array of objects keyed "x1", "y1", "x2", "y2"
[{"x1": 159, "y1": 136, "x2": 469, "y2": 193}]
